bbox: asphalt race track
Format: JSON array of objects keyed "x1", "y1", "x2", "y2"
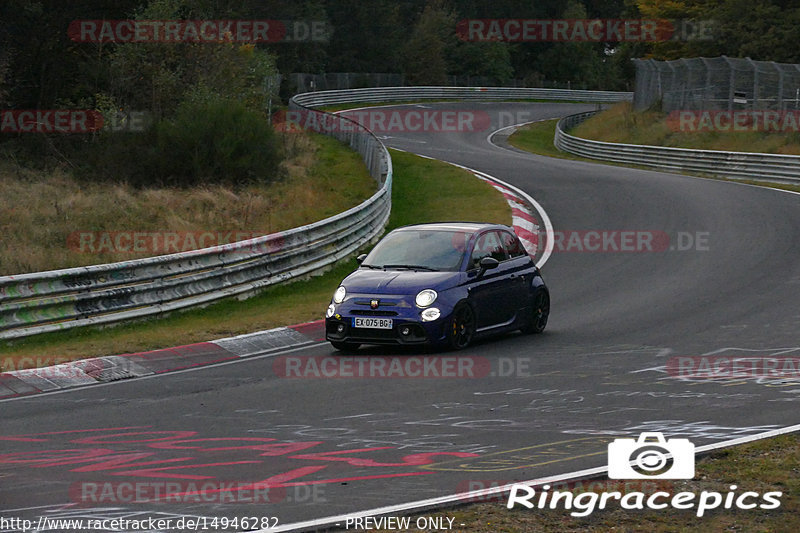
[{"x1": 2, "y1": 102, "x2": 799, "y2": 531}]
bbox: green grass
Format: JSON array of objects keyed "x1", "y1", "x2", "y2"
[
  {"x1": 1, "y1": 148, "x2": 509, "y2": 366},
  {"x1": 508, "y1": 116, "x2": 800, "y2": 194},
  {"x1": 387, "y1": 148, "x2": 510, "y2": 229},
  {"x1": 506, "y1": 119, "x2": 583, "y2": 160},
  {"x1": 573, "y1": 102, "x2": 800, "y2": 155}
]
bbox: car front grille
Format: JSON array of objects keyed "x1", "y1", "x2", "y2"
[
  {"x1": 350, "y1": 310, "x2": 399, "y2": 316},
  {"x1": 349, "y1": 328, "x2": 398, "y2": 340}
]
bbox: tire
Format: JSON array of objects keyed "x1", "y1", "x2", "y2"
[
  {"x1": 521, "y1": 289, "x2": 549, "y2": 334},
  {"x1": 330, "y1": 341, "x2": 361, "y2": 352},
  {"x1": 448, "y1": 303, "x2": 476, "y2": 350}
]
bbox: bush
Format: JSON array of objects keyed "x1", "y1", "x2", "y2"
[
  {"x1": 152, "y1": 97, "x2": 281, "y2": 187},
  {"x1": 79, "y1": 96, "x2": 281, "y2": 188}
]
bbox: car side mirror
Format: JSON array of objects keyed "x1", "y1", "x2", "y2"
[
  {"x1": 356, "y1": 253, "x2": 367, "y2": 265},
  {"x1": 478, "y1": 256, "x2": 499, "y2": 275}
]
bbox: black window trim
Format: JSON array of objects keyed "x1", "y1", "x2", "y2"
[{"x1": 501, "y1": 229, "x2": 527, "y2": 259}]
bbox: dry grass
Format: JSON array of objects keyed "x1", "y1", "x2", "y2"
[
  {"x1": 0, "y1": 132, "x2": 375, "y2": 275},
  {"x1": 509, "y1": 119, "x2": 800, "y2": 194},
  {"x1": 1, "y1": 149, "x2": 510, "y2": 365},
  {"x1": 572, "y1": 102, "x2": 800, "y2": 155}
]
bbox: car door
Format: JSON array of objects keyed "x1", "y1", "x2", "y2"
[
  {"x1": 498, "y1": 229, "x2": 532, "y2": 319},
  {"x1": 467, "y1": 230, "x2": 514, "y2": 329}
]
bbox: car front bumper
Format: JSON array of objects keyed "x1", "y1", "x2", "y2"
[
  {"x1": 325, "y1": 301, "x2": 450, "y2": 346},
  {"x1": 328, "y1": 313, "x2": 455, "y2": 345}
]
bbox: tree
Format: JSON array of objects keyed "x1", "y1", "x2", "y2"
[
  {"x1": 635, "y1": 0, "x2": 800, "y2": 62},
  {"x1": 401, "y1": 1, "x2": 514, "y2": 85},
  {"x1": 402, "y1": 2, "x2": 450, "y2": 85},
  {"x1": 102, "y1": 0, "x2": 278, "y2": 121},
  {"x1": 531, "y1": 0, "x2": 612, "y2": 88}
]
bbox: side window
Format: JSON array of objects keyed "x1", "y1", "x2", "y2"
[
  {"x1": 502, "y1": 231, "x2": 527, "y2": 258},
  {"x1": 470, "y1": 231, "x2": 508, "y2": 268}
]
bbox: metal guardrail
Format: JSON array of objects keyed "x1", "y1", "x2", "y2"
[
  {"x1": 293, "y1": 86, "x2": 632, "y2": 107},
  {"x1": 0, "y1": 86, "x2": 630, "y2": 341},
  {"x1": 554, "y1": 111, "x2": 800, "y2": 184},
  {"x1": 0, "y1": 98, "x2": 392, "y2": 340}
]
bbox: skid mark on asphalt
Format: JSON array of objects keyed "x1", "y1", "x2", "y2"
[
  {"x1": 0, "y1": 426, "x2": 481, "y2": 509},
  {"x1": 631, "y1": 345, "x2": 800, "y2": 389},
  {"x1": 562, "y1": 420, "x2": 782, "y2": 440},
  {"x1": 419, "y1": 437, "x2": 616, "y2": 472}
]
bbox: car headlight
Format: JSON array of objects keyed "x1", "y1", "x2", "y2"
[
  {"x1": 415, "y1": 289, "x2": 438, "y2": 307},
  {"x1": 326, "y1": 304, "x2": 336, "y2": 318},
  {"x1": 333, "y1": 286, "x2": 346, "y2": 304},
  {"x1": 421, "y1": 307, "x2": 441, "y2": 322}
]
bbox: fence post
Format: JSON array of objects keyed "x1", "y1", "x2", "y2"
[
  {"x1": 723, "y1": 56, "x2": 735, "y2": 113},
  {"x1": 748, "y1": 58, "x2": 758, "y2": 110}
]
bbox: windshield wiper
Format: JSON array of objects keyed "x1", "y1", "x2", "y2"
[
  {"x1": 360, "y1": 263, "x2": 381, "y2": 269},
  {"x1": 382, "y1": 264, "x2": 439, "y2": 272}
]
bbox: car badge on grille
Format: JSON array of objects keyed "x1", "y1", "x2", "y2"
[{"x1": 370, "y1": 299, "x2": 380, "y2": 309}]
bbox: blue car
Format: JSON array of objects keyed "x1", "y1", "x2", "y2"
[{"x1": 325, "y1": 222, "x2": 549, "y2": 351}]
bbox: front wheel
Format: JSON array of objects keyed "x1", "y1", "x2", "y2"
[
  {"x1": 448, "y1": 303, "x2": 476, "y2": 350},
  {"x1": 521, "y1": 289, "x2": 549, "y2": 334}
]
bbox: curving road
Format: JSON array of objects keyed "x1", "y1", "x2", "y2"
[{"x1": 2, "y1": 102, "x2": 799, "y2": 531}]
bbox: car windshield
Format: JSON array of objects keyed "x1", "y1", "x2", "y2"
[{"x1": 363, "y1": 229, "x2": 471, "y2": 271}]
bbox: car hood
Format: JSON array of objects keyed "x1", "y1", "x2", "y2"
[{"x1": 342, "y1": 269, "x2": 462, "y2": 295}]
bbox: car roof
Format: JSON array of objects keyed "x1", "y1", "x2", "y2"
[{"x1": 393, "y1": 222, "x2": 511, "y2": 233}]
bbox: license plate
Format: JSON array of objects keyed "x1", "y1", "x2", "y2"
[{"x1": 352, "y1": 317, "x2": 393, "y2": 329}]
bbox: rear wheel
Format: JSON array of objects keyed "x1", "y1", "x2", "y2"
[
  {"x1": 448, "y1": 303, "x2": 476, "y2": 350},
  {"x1": 330, "y1": 341, "x2": 361, "y2": 352},
  {"x1": 521, "y1": 289, "x2": 549, "y2": 334}
]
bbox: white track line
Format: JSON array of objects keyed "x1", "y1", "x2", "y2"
[
  {"x1": 486, "y1": 117, "x2": 560, "y2": 146},
  {"x1": 390, "y1": 147, "x2": 554, "y2": 269},
  {"x1": 449, "y1": 162, "x2": 555, "y2": 268}
]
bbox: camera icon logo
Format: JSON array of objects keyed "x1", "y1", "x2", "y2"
[{"x1": 608, "y1": 432, "x2": 695, "y2": 479}]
